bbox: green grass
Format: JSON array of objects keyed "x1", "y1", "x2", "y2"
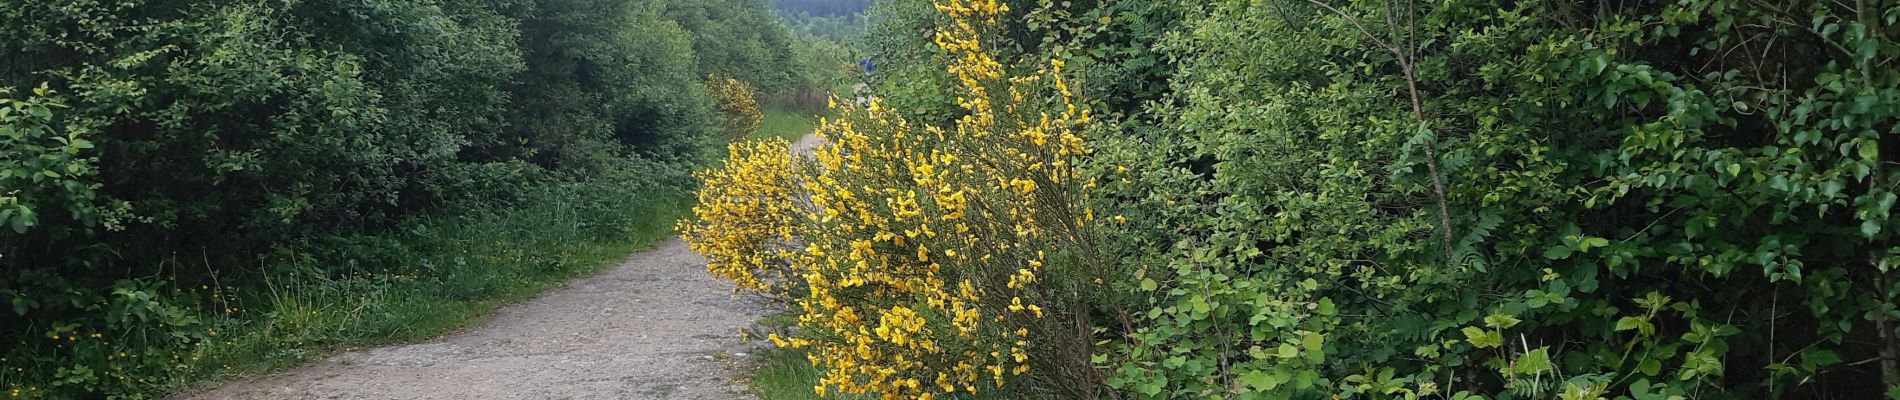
[
  {"x1": 747, "y1": 346, "x2": 864, "y2": 400},
  {"x1": 756, "y1": 106, "x2": 825, "y2": 142},
  {"x1": 745, "y1": 310, "x2": 858, "y2": 399}
]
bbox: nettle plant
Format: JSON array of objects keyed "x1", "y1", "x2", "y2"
[{"x1": 681, "y1": 0, "x2": 1107, "y2": 397}]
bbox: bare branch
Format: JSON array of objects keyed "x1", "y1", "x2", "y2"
[{"x1": 1304, "y1": 0, "x2": 1401, "y2": 55}]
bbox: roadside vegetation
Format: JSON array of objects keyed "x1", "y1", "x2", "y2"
[
  {"x1": 692, "y1": 0, "x2": 1900, "y2": 399},
  {"x1": 0, "y1": 0, "x2": 837, "y2": 397}
]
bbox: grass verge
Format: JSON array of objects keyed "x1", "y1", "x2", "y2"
[
  {"x1": 756, "y1": 106, "x2": 825, "y2": 142},
  {"x1": 747, "y1": 346, "x2": 862, "y2": 400}
]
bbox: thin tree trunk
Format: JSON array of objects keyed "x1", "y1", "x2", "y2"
[
  {"x1": 1402, "y1": 63, "x2": 1455, "y2": 254},
  {"x1": 1305, "y1": 0, "x2": 1455, "y2": 256}
]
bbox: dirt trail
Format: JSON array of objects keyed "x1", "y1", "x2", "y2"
[
  {"x1": 176, "y1": 239, "x2": 768, "y2": 400},
  {"x1": 178, "y1": 133, "x2": 828, "y2": 400}
]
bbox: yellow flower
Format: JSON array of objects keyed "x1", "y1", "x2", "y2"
[{"x1": 677, "y1": 0, "x2": 1097, "y2": 397}]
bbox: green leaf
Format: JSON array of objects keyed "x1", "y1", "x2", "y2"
[
  {"x1": 1295, "y1": 370, "x2": 1318, "y2": 389},
  {"x1": 8, "y1": 211, "x2": 29, "y2": 233},
  {"x1": 1139, "y1": 278, "x2": 1157, "y2": 291},
  {"x1": 1513, "y1": 347, "x2": 1552, "y2": 375},
  {"x1": 1615, "y1": 316, "x2": 1643, "y2": 331},
  {"x1": 1639, "y1": 357, "x2": 1663, "y2": 376},
  {"x1": 1543, "y1": 245, "x2": 1573, "y2": 260},
  {"x1": 1277, "y1": 342, "x2": 1299, "y2": 358},
  {"x1": 1520, "y1": 288, "x2": 1550, "y2": 307},
  {"x1": 1239, "y1": 370, "x2": 1283, "y2": 391},
  {"x1": 1802, "y1": 349, "x2": 1843, "y2": 369},
  {"x1": 1136, "y1": 375, "x2": 1165, "y2": 396},
  {"x1": 1301, "y1": 331, "x2": 1325, "y2": 362},
  {"x1": 1484, "y1": 312, "x2": 1520, "y2": 329},
  {"x1": 1464, "y1": 327, "x2": 1502, "y2": 348}
]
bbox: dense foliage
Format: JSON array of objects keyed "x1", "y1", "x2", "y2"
[
  {"x1": 773, "y1": 0, "x2": 874, "y2": 17},
  {"x1": 1093, "y1": 0, "x2": 1899, "y2": 398},
  {"x1": 780, "y1": 11, "x2": 871, "y2": 45},
  {"x1": 669, "y1": 0, "x2": 802, "y2": 93},
  {"x1": 0, "y1": 0, "x2": 815, "y2": 397},
  {"x1": 695, "y1": 0, "x2": 1900, "y2": 398}
]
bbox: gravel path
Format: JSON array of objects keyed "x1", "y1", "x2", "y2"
[
  {"x1": 790, "y1": 131, "x2": 826, "y2": 156},
  {"x1": 176, "y1": 133, "x2": 828, "y2": 400},
  {"x1": 174, "y1": 238, "x2": 769, "y2": 400}
]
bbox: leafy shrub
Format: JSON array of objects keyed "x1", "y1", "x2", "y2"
[
  {"x1": 421, "y1": 160, "x2": 554, "y2": 209},
  {"x1": 1092, "y1": 0, "x2": 1900, "y2": 398},
  {"x1": 0, "y1": 85, "x2": 121, "y2": 236}
]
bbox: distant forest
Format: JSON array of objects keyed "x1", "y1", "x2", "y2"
[{"x1": 773, "y1": 0, "x2": 871, "y2": 16}]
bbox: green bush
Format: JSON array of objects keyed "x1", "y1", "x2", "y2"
[
  {"x1": 1091, "y1": 0, "x2": 1899, "y2": 398},
  {"x1": 0, "y1": 85, "x2": 121, "y2": 237}
]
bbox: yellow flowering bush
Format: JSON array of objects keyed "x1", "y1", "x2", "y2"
[
  {"x1": 678, "y1": 138, "x2": 806, "y2": 298},
  {"x1": 706, "y1": 74, "x2": 763, "y2": 141},
  {"x1": 680, "y1": 0, "x2": 1101, "y2": 397}
]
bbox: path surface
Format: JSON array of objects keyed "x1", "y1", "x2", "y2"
[
  {"x1": 176, "y1": 238, "x2": 768, "y2": 400},
  {"x1": 791, "y1": 130, "x2": 826, "y2": 156}
]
